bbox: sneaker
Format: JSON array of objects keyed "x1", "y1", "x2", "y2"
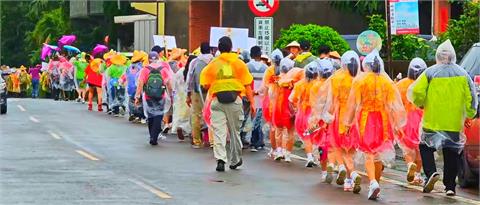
[
  {"x1": 336, "y1": 165, "x2": 347, "y2": 185},
  {"x1": 128, "y1": 115, "x2": 136, "y2": 122},
  {"x1": 191, "y1": 144, "x2": 201, "y2": 149},
  {"x1": 284, "y1": 151, "x2": 292, "y2": 163},
  {"x1": 351, "y1": 171, "x2": 362, "y2": 194},
  {"x1": 274, "y1": 149, "x2": 284, "y2": 161},
  {"x1": 410, "y1": 173, "x2": 424, "y2": 186},
  {"x1": 76, "y1": 98, "x2": 81, "y2": 102},
  {"x1": 140, "y1": 119, "x2": 147, "y2": 124},
  {"x1": 229, "y1": 158, "x2": 243, "y2": 170},
  {"x1": 250, "y1": 147, "x2": 258, "y2": 152},
  {"x1": 267, "y1": 148, "x2": 274, "y2": 158},
  {"x1": 81, "y1": 99, "x2": 85, "y2": 104},
  {"x1": 423, "y1": 172, "x2": 440, "y2": 193},
  {"x1": 368, "y1": 180, "x2": 381, "y2": 200},
  {"x1": 149, "y1": 139, "x2": 158, "y2": 146},
  {"x1": 162, "y1": 125, "x2": 171, "y2": 134},
  {"x1": 88, "y1": 104, "x2": 93, "y2": 111},
  {"x1": 321, "y1": 171, "x2": 328, "y2": 182},
  {"x1": 445, "y1": 190, "x2": 455, "y2": 196},
  {"x1": 114, "y1": 113, "x2": 121, "y2": 117},
  {"x1": 157, "y1": 134, "x2": 167, "y2": 141},
  {"x1": 406, "y1": 162, "x2": 417, "y2": 183},
  {"x1": 344, "y1": 179, "x2": 353, "y2": 192},
  {"x1": 324, "y1": 163, "x2": 334, "y2": 184},
  {"x1": 216, "y1": 160, "x2": 225, "y2": 172},
  {"x1": 98, "y1": 105, "x2": 103, "y2": 112},
  {"x1": 305, "y1": 160, "x2": 318, "y2": 168}
]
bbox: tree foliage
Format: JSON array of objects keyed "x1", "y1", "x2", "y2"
[
  {"x1": 274, "y1": 24, "x2": 350, "y2": 55},
  {"x1": 330, "y1": 0, "x2": 383, "y2": 16},
  {"x1": 439, "y1": 1, "x2": 479, "y2": 59}
]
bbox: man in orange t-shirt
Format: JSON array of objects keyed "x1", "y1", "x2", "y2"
[{"x1": 200, "y1": 36, "x2": 254, "y2": 172}]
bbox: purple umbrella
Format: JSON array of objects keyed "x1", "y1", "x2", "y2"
[
  {"x1": 92, "y1": 44, "x2": 108, "y2": 57},
  {"x1": 40, "y1": 44, "x2": 60, "y2": 61},
  {"x1": 58, "y1": 35, "x2": 76, "y2": 48}
]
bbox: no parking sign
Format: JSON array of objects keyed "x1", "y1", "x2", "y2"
[{"x1": 248, "y1": 0, "x2": 279, "y2": 17}]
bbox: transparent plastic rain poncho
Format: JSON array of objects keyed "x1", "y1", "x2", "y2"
[
  {"x1": 310, "y1": 51, "x2": 361, "y2": 151},
  {"x1": 171, "y1": 66, "x2": 192, "y2": 134},
  {"x1": 343, "y1": 50, "x2": 406, "y2": 162},
  {"x1": 106, "y1": 63, "x2": 128, "y2": 111},
  {"x1": 272, "y1": 57, "x2": 300, "y2": 128},
  {"x1": 59, "y1": 57, "x2": 76, "y2": 91},
  {"x1": 395, "y1": 57, "x2": 427, "y2": 153},
  {"x1": 48, "y1": 59, "x2": 62, "y2": 89},
  {"x1": 141, "y1": 62, "x2": 173, "y2": 118},
  {"x1": 261, "y1": 49, "x2": 283, "y2": 124},
  {"x1": 407, "y1": 40, "x2": 478, "y2": 153}
]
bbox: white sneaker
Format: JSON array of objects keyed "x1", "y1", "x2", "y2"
[
  {"x1": 351, "y1": 171, "x2": 362, "y2": 194},
  {"x1": 284, "y1": 151, "x2": 292, "y2": 163},
  {"x1": 305, "y1": 160, "x2": 318, "y2": 168},
  {"x1": 368, "y1": 180, "x2": 380, "y2": 200},
  {"x1": 140, "y1": 119, "x2": 147, "y2": 124},
  {"x1": 343, "y1": 179, "x2": 353, "y2": 192},
  {"x1": 336, "y1": 164, "x2": 347, "y2": 185},
  {"x1": 446, "y1": 190, "x2": 455, "y2": 196},
  {"x1": 324, "y1": 163, "x2": 334, "y2": 184},
  {"x1": 321, "y1": 171, "x2": 328, "y2": 183},
  {"x1": 274, "y1": 149, "x2": 284, "y2": 161},
  {"x1": 406, "y1": 162, "x2": 417, "y2": 183},
  {"x1": 157, "y1": 134, "x2": 167, "y2": 141},
  {"x1": 423, "y1": 172, "x2": 440, "y2": 193},
  {"x1": 267, "y1": 148, "x2": 274, "y2": 158}
]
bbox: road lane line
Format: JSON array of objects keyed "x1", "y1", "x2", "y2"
[
  {"x1": 17, "y1": 105, "x2": 26, "y2": 112},
  {"x1": 75, "y1": 150, "x2": 100, "y2": 161},
  {"x1": 129, "y1": 178, "x2": 172, "y2": 199},
  {"x1": 29, "y1": 116, "x2": 39, "y2": 123},
  {"x1": 47, "y1": 131, "x2": 62, "y2": 140},
  {"x1": 289, "y1": 153, "x2": 479, "y2": 204}
]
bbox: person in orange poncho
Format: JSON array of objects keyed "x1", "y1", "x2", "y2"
[
  {"x1": 272, "y1": 58, "x2": 303, "y2": 162},
  {"x1": 395, "y1": 57, "x2": 427, "y2": 185},
  {"x1": 312, "y1": 51, "x2": 363, "y2": 192},
  {"x1": 262, "y1": 49, "x2": 283, "y2": 158},
  {"x1": 289, "y1": 61, "x2": 322, "y2": 168},
  {"x1": 344, "y1": 50, "x2": 406, "y2": 200}
]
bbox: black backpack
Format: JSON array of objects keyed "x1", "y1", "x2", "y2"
[{"x1": 144, "y1": 65, "x2": 165, "y2": 100}]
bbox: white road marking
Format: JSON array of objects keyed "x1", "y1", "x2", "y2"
[
  {"x1": 75, "y1": 150, "x2": 100, "y2": 161},
  {"x1": 29, "y1": 116, "x2": 39, "y2": 123},
  {"x1": 47, "y1": 130, "x2": 62, "y2": 140},
  {"x1": 17, "y1": 105, "x2": 26, "y2": 112},
  {"x1": 289, "y1": 153, "x2": 479, "y2": 204},
  {"x1": 129, "y1": 178, "x2": 172, "y2": 199}
]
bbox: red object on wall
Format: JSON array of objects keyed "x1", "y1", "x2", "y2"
[
  {"x1": 189, "y1": 1, "x2": 221, "y2": 51},
  {"x1": 440, "y1": 7, "x2": 449, "y2": 33},
  {"x1": 248, "y1": 0, "x2": 279, "y2": 17}
]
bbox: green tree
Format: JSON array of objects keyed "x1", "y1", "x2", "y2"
[
  {"x1": 274, "y1": 24, "x2": 350, "y2": 55},
  {"x1": 439, "y1": 1, "x2": 479, "y2": 59},
  {"x1": 330, "y1": 0, "x2": 383, "y2": 15}
]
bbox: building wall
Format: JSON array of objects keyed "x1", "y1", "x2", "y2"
[
  {"x1": 221, "y1": 1, "x2": 369, "y2": 39},
  {"x1": 165, "y1": 1, "x2": 190, "y2": 49},
  {"x1": 189, "y1": 1, "x2": 220, "y2": 51}
]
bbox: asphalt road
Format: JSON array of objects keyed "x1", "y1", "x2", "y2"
[{"x1": 1, "y1": 98, "x2": 479, "y2": 205}]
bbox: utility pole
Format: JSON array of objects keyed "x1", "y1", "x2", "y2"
[{"x1": 385, "y1": 0, "x2": 393, "y2": 77}]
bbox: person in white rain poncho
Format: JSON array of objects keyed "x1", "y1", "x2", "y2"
[{"x1": 408, "y1": 40, "x2": 478, "y2": 196}]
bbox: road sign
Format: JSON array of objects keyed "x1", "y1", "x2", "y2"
[
  {"x1": 254, "y1": 17, "x2": 273, "y2": 55},
  {"x1": 248, "y1": 0, "x2": 279, "y2": 17},
  {"x1": 389, "y1": 0, "x2": 420, "y2": 35}
]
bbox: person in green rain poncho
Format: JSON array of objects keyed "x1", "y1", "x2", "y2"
[
  {"x1": 105, "y1": 54, "x2": 128, "y2": 116},
  {"x1": 73, "y1": 52, "x2": 88, "y2": 103},
  {"x1": 293, "y1": 40, "x2": 318, "y2": 68}
]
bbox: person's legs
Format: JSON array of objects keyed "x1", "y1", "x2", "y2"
[
  {"x1": 95, "y1": 87, "x2": 103, "y2": 111},
  {"x1": 224, "y1": 99, "x2": 244, "y2": 166},
  {"x1": 32, "y1": 79, "x2": 39, "y2": 98},
  {"x1": 210, "y1": 99, "x2": 228, "y2": 163},
  {"x1": 88, "y1": 87, "x2": 94, "y2": 110},
  {"x1": 374, "y1": 161, "x2": 384, "y2": 182},
  {"x1": 250, "y1": 109, "x2": 264, "y2": 149},
  {"x1": 191, "y1": 93, "x2": 203, "y2": 146},
  {"x1": 419, "y1": 144, "x2": 437, "y2": 180},
  {"x1": 365, "y1": 154, "x2": 376, "y2": 181},
  {"x1": 442, "y1": 147, "x2": 460, "y2": 192}
]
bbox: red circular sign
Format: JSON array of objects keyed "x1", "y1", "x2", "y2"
[{"x1": 248, "y1": 0, "x2": 279, "y2": 17}]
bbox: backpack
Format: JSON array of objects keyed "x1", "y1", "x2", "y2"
[{"x1": 144, "y1": 65, "x2": 165, "y2": 100}]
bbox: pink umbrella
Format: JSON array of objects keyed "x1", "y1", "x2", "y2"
[
  {"x1": 40, "y1": 44, "x2": 60, "y2": 61},
  {"x1": 58, "y1": 35, "x2": 76, "y2": 48},
  {"x1": 92, "y1": 44, "x2": 108, "y2": 57}
]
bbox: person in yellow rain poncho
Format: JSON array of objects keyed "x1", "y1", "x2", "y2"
[
  {"x1": 344, "y1": 50, "x2": 406, "y2": 200},
  {"x1": 395, "y1": 58, "x2": 427, "y2": 186},
  {"x1": 200, "y1": 36, "x2": 254, "y2": 172},
  {"x1": 8, "y1": 68, "x2": 21, "y2": 96},
  {"x1": 294, "y1": 40, "x2": 318, "y2": 68},
  {"x1": 408, "y1": 40, "x2": 478, "y2": 196},
  {"x1": 19, "y1": 66, "x2": 32, "y2": 97},
  {"x1": 311, "y1": 51, "x2": 363, "y2": 193}
]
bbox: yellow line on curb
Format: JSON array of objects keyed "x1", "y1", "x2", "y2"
[
  {"x1": 289, "y1": 153, "x2": 479, "y2": 204},
  {"x1": 129, "y1": 178, "x2": 172, "y2": 199},
  {"x1": 17, "y1": 105, "x2": 26, "y2": 112},
  {"x1": 75, "y1": 150, "x2": 99, "y2": 161},
  {"x1": 47, "y1": 131, "x2": 62, "y2": 140},
  {"x1": 29, "y1": 116, "x2": 39, "y2": 123}
]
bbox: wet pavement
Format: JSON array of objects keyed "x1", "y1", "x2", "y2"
[{"x1": 1, "y1": 98, "x2": 478, "y2": 205}]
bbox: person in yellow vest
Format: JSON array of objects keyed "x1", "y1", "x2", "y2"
[{"x1": 200, "y1": 36, "x2": 255, "y2": 172}]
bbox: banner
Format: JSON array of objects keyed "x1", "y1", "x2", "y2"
[{"x1": 390, "y1": 0, "x2": 420, "y2": 35}]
